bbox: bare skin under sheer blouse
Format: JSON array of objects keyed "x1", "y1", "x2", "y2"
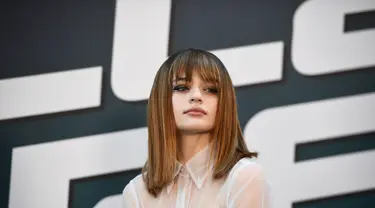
[{"x1": 122, "y1": 144, "x2": 271, "y2": 207}]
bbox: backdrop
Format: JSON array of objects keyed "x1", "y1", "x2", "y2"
[{"x1": 1, "y1": 0, "x2": 375, "y2": 207}]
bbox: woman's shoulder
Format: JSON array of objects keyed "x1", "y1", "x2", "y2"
[
  {"x1": 233, "y1": 157, "x2": 264, "y2": 169},
  {"x1": 224, "y1": 157, "x2": 270, "y2": 197},
  {"x1": 122, "y1": 173, "x2": 145, "y2": 197},
  {"x1": 228, "y1": 157, "x2": 266, "y2": 182},
  {"x1": 222, "y1": 158, "x2": 272, "y2": 207},
  {"x1": 122, "y1": 173, "x2": 145, "y2": 206}
]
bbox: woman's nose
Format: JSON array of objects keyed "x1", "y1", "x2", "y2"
[{"x1": 188, "y1": 87, "x2": 203, "y2": 103}]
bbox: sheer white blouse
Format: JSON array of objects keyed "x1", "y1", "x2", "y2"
[{"x1": 122, "y1": 144, "x2": 271, "y2": 207}]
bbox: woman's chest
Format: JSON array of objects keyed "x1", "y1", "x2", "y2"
[{"x1": 141, "y1": 177, "x2": 229, "y2": 208}]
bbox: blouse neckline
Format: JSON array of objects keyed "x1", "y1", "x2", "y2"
[{"x1": 167, "y1": 143, "x2": 215, "y2": 194}]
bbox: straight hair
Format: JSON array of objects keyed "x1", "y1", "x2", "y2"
[{"x1": 143, "y1": 48, "x2": 257, "y2": 197}]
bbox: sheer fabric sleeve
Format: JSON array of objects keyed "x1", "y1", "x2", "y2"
[
  {"x1": 227, "y1": 162, "x2": 271, "y2": 208},
  {"x1": 122, "y1": 180, "x2": 141, "y2": 208}
]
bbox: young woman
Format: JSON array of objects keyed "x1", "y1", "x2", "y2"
[{"x1": 123, "y1": 48, "x2": 271, "y2": 207}]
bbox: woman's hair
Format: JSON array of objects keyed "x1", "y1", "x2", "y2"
[{"x1": 143, "y1": 48, "x2": 258, "y2": 197}]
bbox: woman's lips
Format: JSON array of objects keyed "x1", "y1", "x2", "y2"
[{"x1": 183, "y1": 107, "x2": 207, "y2": 116}]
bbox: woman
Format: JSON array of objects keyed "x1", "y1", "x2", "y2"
[{"x1": 123, "y1": 48, "x2": 271, "y2": 207}]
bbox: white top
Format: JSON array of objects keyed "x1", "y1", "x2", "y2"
[{"x1": 122, "y1": 144, "x2": 272, "y2": 208}]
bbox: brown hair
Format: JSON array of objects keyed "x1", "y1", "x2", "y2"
[{"x1": 143, "y1": 48, "x2": 257, "y2": 197}]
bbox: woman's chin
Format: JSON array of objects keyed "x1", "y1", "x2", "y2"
[{"x1": 179, "y1": 126, "x2": 212, "y2": 134}]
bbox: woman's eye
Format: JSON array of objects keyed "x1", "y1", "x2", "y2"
[
  {"x1": 172, "y1": 86, "x2": 188, "y2": 91},
  {"x1": 205, "y1": 87, "x2": 218, "y2": 94}
]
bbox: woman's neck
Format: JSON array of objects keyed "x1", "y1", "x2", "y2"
[{"x1": 178, "y1": 133, "x2": 211, "y2": 165}]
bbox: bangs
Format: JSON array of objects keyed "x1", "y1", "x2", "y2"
[{"x1": 169, "y1": 50, "x2": 222, "y2": 85}]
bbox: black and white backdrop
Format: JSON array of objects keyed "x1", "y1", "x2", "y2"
[{"x1": 1, "y1": 0, "x2": 375, "y2": 207}]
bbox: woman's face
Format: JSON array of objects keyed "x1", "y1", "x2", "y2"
[{"x1": 172, "y1": 71, "x2": 218, "y2": 134}]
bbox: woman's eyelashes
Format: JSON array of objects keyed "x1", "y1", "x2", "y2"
[
  {"x1": 204, "y1": 87, "x2": 218, "y2": 94},
  {"x1": 172, "y1": 85, "x2": 218, "y2": 94},
  {"x1": 172, "y1": 85, "x2": 188, "y2": 91}
]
